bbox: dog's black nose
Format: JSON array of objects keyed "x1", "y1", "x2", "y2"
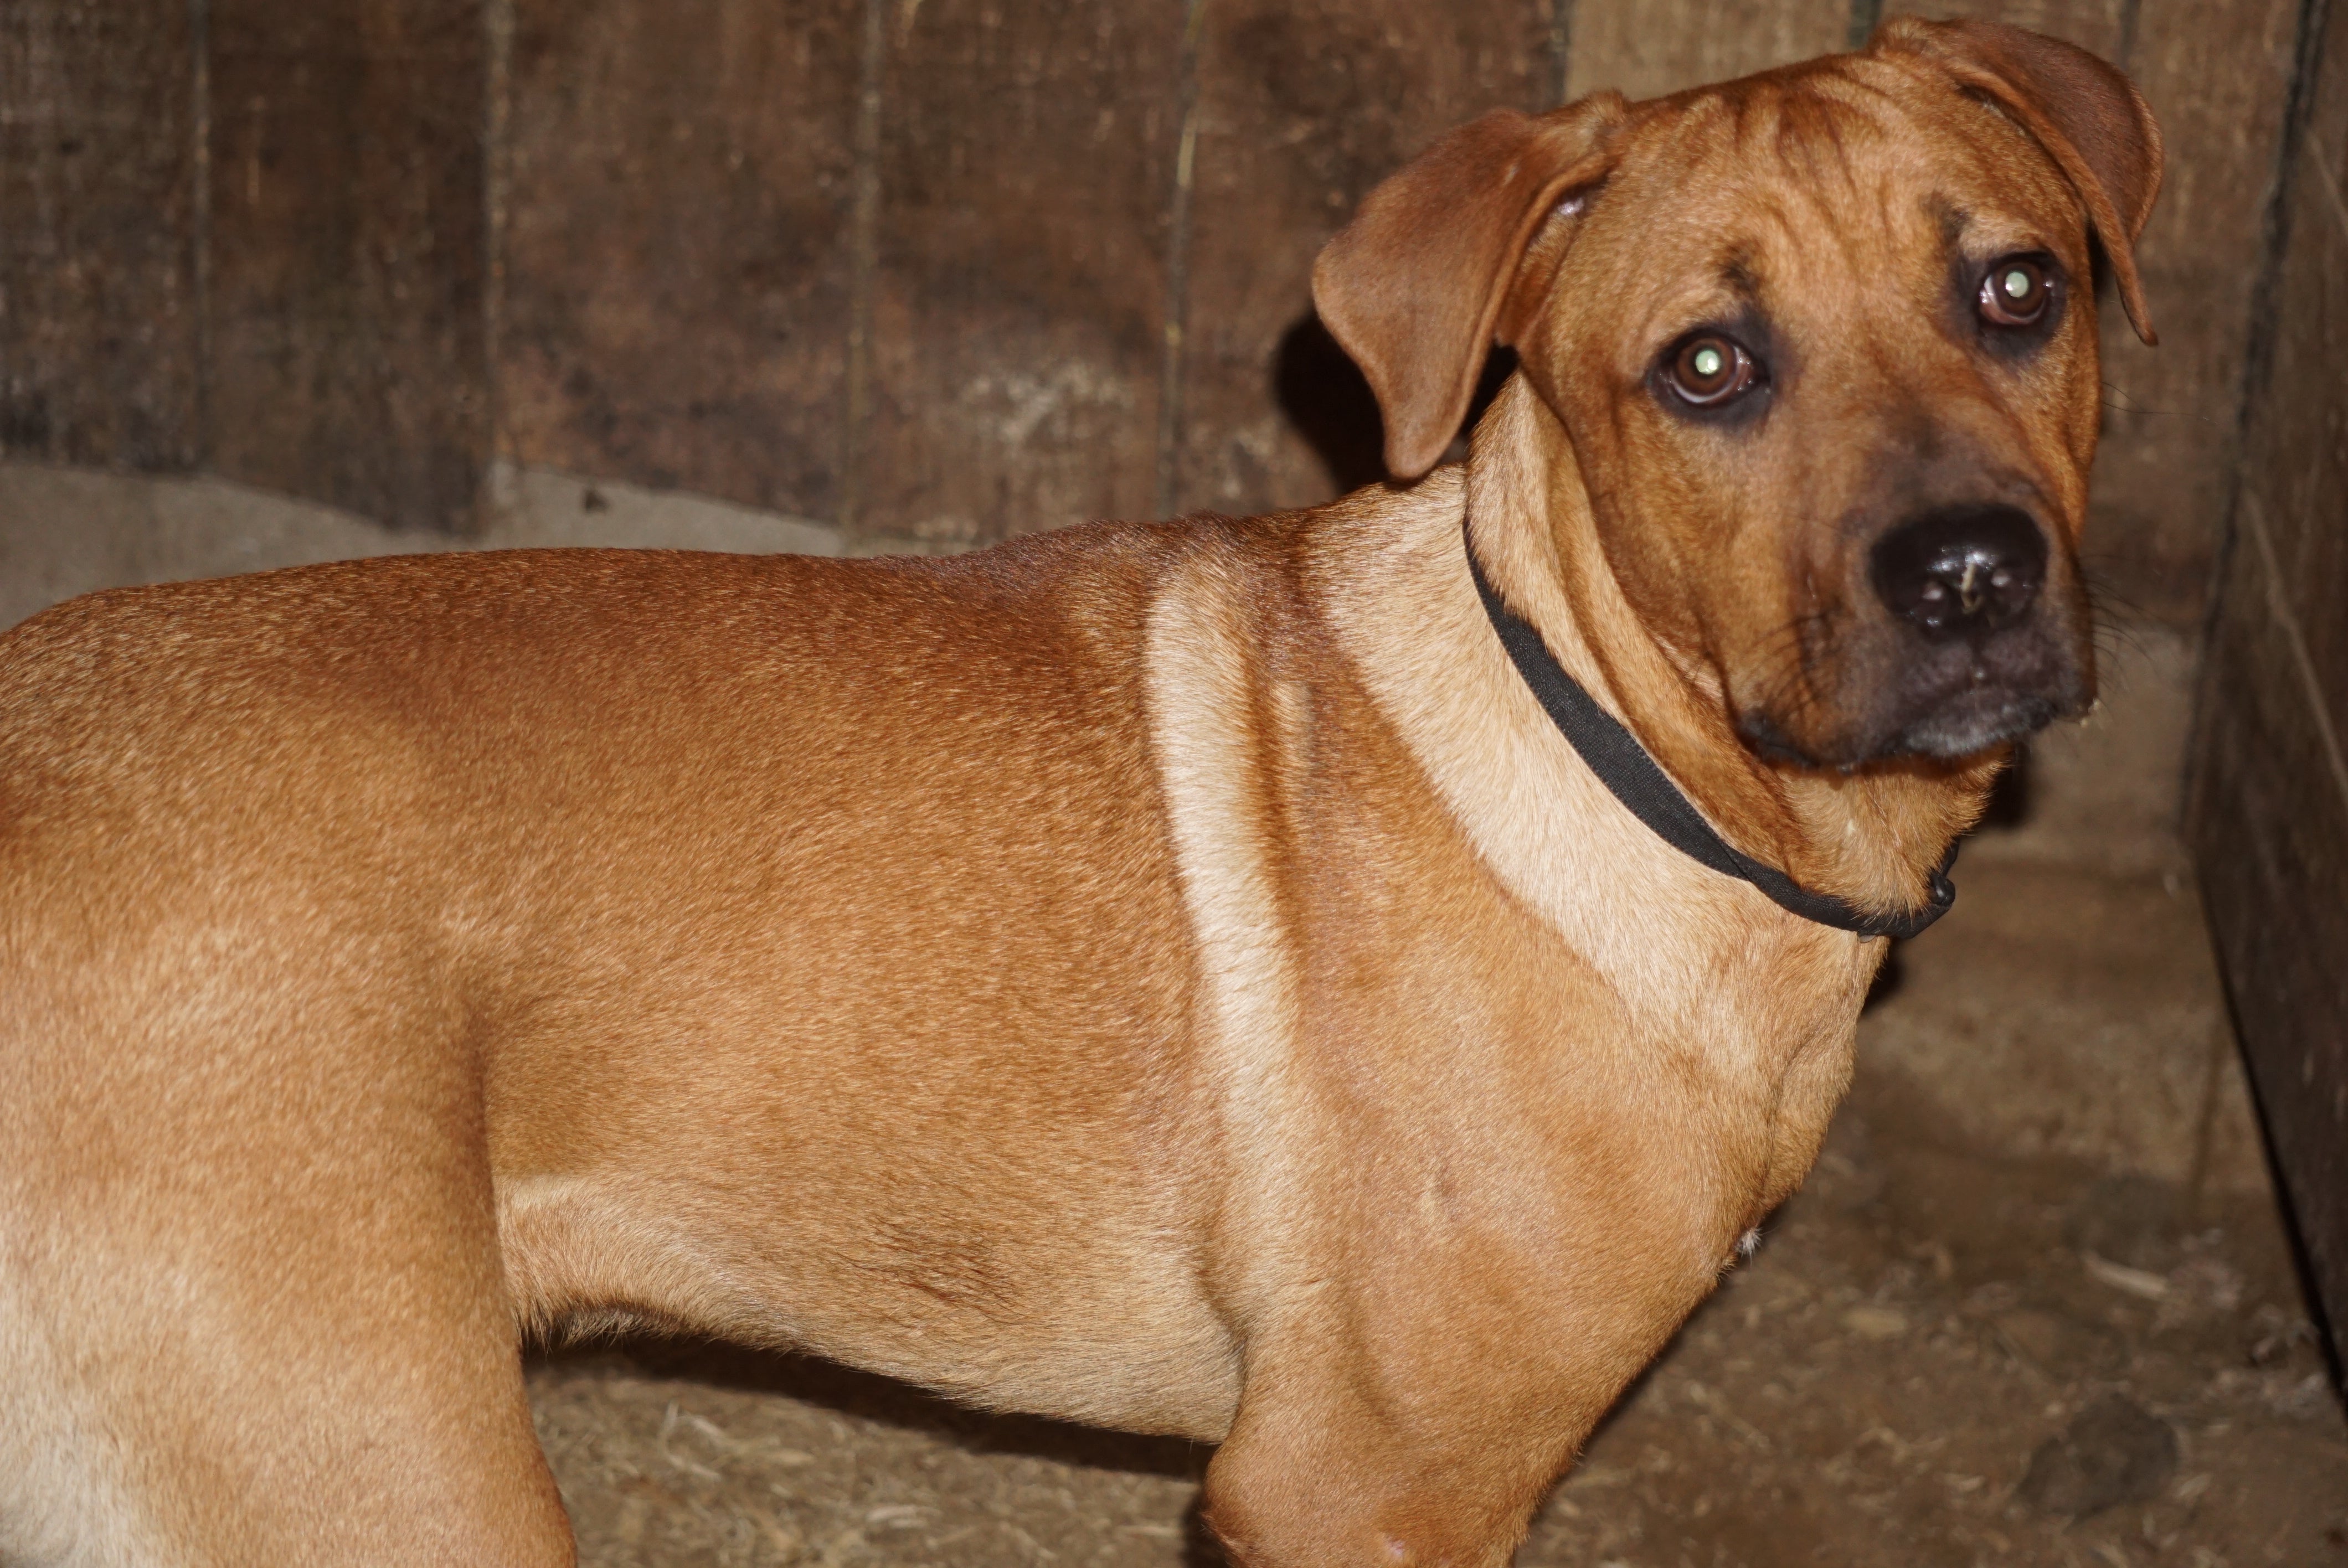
[{"x1": 1870, "y1": 504, "x2": 2047, "y2": 638}]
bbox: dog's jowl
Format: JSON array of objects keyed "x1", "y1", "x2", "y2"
[{"x1": 0, "y1": 18, "x2": 2158, "y2": 1567}]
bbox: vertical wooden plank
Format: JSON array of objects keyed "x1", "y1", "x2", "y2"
[
  {"x1": 2093, "y1": 0, "x2": 2303, "y2": 626},
  {"x1": 2247, "y1": 0, "x2": 2348, "y2": 740},
  {"x1": 1563, "y1": 0, "x2": 1847, "y2": 101},
  {"x1": 204, "y1": 0, "x2": 488, "y2": 532},
  {"x1": 0, "y1": 0, "x2": 200, "y2": 471},
  {"x1": 850, "y1": 0, "x2": 1180, "y2": 549},
  {"x1": 498, "y1": 0, "x2": 858, "y2": 525},
  {"x1": 2192, "y1": 0, "x2": 2348, "y2": 1352},
  {"x1": 1176, "y1": 0, "x2": 1549, "y2": 518},
  {"x1": 2192, "y1": 550, "x2": 2348, "y2": 1353}
]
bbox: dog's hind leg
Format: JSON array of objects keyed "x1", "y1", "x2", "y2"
[
  {"x1": 0, "y1": 956, "x2": 574, "y2": 1566},
  {"x1": 0, "y1": 1243, "x2": 571, "y2": 1568},
  {"x1": 0, "y1": 1129, "x2": 575, "y2": 1565}
]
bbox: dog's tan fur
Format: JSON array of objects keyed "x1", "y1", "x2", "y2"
[{"x1": 0, "y1": 20, "x2": 2159, "y2": 1566}]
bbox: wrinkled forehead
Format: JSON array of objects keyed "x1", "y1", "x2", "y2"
[{"x1": 1583, "y1": 61, "x2": 2088, "y2": 327}]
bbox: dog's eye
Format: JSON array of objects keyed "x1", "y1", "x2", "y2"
[
  {"x1": 1666, "y1": 334, "x2": 1759, "y2": 405},
  {"x1": 1979, "y1": 257, "x2": 2051, "y2": 327}
]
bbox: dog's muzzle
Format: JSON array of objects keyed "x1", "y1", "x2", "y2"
[{"x1": 1863, "y1": 502, "x2": 2086, "y2": 761}]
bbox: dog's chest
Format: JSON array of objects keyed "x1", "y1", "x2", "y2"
[{"x1": 1144, "y1": 523, "x2": 1877, "y2": 1309}]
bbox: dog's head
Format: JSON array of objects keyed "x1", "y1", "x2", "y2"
[{"x1": 1315, "y1": 19, "x2": 2162, "y2": 769}]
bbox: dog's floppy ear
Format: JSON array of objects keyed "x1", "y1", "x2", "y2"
[
  {"x1": 1312, "y1": 95, "x2": 1629, "y2": 480},
  {"x1": 1876, "y1": 17, "x2": 2164, "y2": 345}
]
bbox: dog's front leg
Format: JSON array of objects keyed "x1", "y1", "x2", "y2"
[
  {"x1": 1197, "y1": 1289, "x2": 1668, "y2": 1567},
  {"x1": 1202, "y1": 1375, "x2": 1580, "y2": 1566}
]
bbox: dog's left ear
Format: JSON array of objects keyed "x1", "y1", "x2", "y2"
[
  {"x1": 1877, "y1": 17, "x2": 2165, "y2": 345},
  {"x1": 1313, "y1": 94, "x2": 1629, "y2": 481}
]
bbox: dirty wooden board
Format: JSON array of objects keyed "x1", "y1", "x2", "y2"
[
  {"x1": 2236, "y1": 0, "x2": 2348, "y2": 730},
  {"x1": 1175, "y1": 0, "x2": 1548, "y2": 518},
  {"x1": 2192, "y1": 553, "x2": 2348, "y2": 1354},
  {"x1": 1563, "y1": 0, "x2": 1847, "y2": 101},
  {"x1": 851, "y1": 0, "x2": 1180, "y2": 548},
  {"x1": 2088, "y1": 0, "x2": 2303, "y2": 625},
  {"x1": 0, "y1": 0, "x2": 199, "y2": 472},
  {"x1": 204, "y1": 0, "x2": 489, "y2": 532},
  {"x1": 1906, "y1": 0, "x2": 2305, "y2": 626},
  {"x1": 2193, "y1": 0, "x2": 2348, "y2": 1349},
  {"x1": 499, "y1": 0, "x2": 858, "y2": 525}
]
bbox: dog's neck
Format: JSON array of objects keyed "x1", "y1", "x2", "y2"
[{"x1": 1464, "y1": 379, "x2": 1997, "y2": 921}]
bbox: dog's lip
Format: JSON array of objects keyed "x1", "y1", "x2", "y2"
[
  {"x1": 1883, "y1": 629, "x2": 2093, "y2": 752},
  {"x1": 1733, "y1": 707, "x2": 1821, "y2": 766},
  {"x1": 1736, "y1": 669, "x2": 2087, "y2": 770},
  {"x1": 1734, "y1": 599, "x2": 2094, "y2": 769},
  {"x1": 1875, "y1": 684, "x2": 2069, "y2": 760}
]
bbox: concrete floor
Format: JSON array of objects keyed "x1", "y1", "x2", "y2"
[{"x1": 6, "y1": 461, "x2": 2343, "y2": 1565}]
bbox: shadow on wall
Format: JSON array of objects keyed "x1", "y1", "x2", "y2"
[{"x1": 1271, "y1": 312, "x2": 1521, "y2": 496}]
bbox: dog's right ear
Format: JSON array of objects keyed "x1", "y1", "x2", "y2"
[{"x1": 1313, "y1": 95, "x2": 1629, "y2": 481}]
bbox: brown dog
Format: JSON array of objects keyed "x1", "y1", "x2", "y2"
[{"x1": 0, "y1": 18, "x2": 2158, "y2": 1566}]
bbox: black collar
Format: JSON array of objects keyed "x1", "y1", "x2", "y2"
[{"x1": 1463, "y1": 524, "x2": 1956, "y2": 941}]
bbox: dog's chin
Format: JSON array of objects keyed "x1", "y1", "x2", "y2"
[
  {"x1": 1737, "y1": 684, "x2": 2074, "y2": 771},
  {"x1": 1875, "y1": 686, "x2": 2063, "y2": 760}
]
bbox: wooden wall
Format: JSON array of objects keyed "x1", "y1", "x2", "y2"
[
  {"x1": 2190, "y1": 0, "x2": 2347, "y2": 1347},
  {"x1": 2, "y1": 0, "x2": 490, "y2": 530},
  {"x1": 0, "y1": 0, "x2": 2320, "y2": 621},
  {"x1": 2, "y1": 0, "x2": 202, "y2": 474}
]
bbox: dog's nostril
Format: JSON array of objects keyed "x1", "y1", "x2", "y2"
[{"x1": 1870, "y1": 504, "x2": 2048, "y2": 638}]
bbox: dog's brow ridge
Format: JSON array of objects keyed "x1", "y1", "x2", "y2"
[{"x1": 1930, "y1": 197, "x2": 1974, "y2": 249}]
